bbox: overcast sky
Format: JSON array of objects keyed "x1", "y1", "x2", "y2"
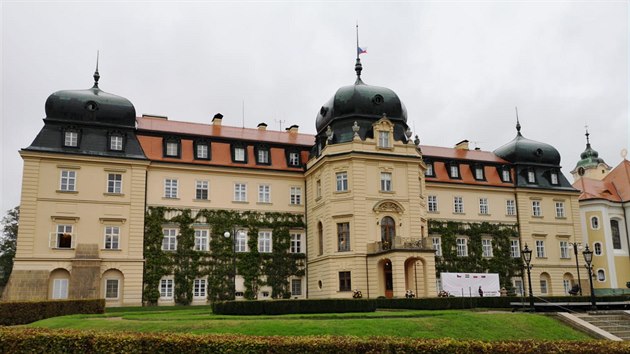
[{"x1": 1, "y1": 1, "x2": 628, "y2": 213}]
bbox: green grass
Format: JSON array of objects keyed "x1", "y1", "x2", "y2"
[{"x1": 24, "y1": 307, "x2": 592, "y2": 341}]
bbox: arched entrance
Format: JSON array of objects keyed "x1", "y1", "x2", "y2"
[
  {"x1": 383, "y1": 259, "x2": 393, "y2": 298},
  {"x1": 404, "y1": 258, "x2": 426, "y2": 297},
  {"x1": 381, "y1": 216, "x2": 395, "y2": 250}
]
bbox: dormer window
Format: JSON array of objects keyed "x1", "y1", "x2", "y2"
[
  {"x1": 164, "y1": 138, "x2": 180, "y2": 158},
  {"x1": 527, "y1": 169, "x2": 536, "y2": 183},
  {"x1": 63, "y1": 130, "x2": 79, "y2": 147},
  {"x1": 501, "y1": 167, "x2": 511, "y2": 182},
  {"x1": 473, "y1": 165, "x2": 485, "y2": 181},
  {"x1": 255, "y1": 145, "x2": 270, "y2": 165},
  {"x1": 425, "y1": 162, "x2": 434, "y2": 177},
  {"x1": 550, "y1": 171, "x2": 559, "y2": 185},
  {"x1": 287, "y1": 151, "x2": 301, "y2": 167},
  {"x1": 109, "y1": 134, "x2": 124, "y2": 151},
  {"x1": 449, "y1": 163, "x2": 460, "y2": 179},
  {"x1": 378, "y1": 131, "x2": 391, "y2": 148},
  {"x1": 194, "y1": 140, "x2": 210, "y2": 160},
  {"x1": 232, "y1": 144, "x2": 247, "y2": 163}
]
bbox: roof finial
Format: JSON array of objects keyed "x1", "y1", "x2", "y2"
[
  {"x1": 354, "y1": 22, "x2": 363, "y2": 84},
  {"x1": 515, "y1": 106, "x2": 521, "y2": 135},
  {"x1": 93, "y1": 50, "x2": 100, "y2": 88},
  {"x1": 585, "y1": 124, "x2": 591, "y2": 147}
]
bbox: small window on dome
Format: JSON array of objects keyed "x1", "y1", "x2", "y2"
[
  {"x1": 527, "y1": 169, "x2": 536, "y2": 183},
  {"x1": 372, "y1": 94, "x2": 384, "y2": 105},
  {"x1": 550, "y1": 171, "x2": 559, "y2": 185},
  {"x1": 64, "y1": 131, "x2": 79, "y2": 147},
  {"x1": 110, "y1": 135, "x2": 123, "y2": 151},
  {"x1": 85, "y1": 101, "x2": 98, "y2": 112}
]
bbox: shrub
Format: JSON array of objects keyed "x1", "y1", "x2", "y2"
[
  {"x1": 213, "y1": 299, "x2": 377, "y2": 315},
  {"x1": 1, "y1": 328, "x2": 630, "y2": 353},
  {"x1": 0, "y1": 299, "x2": 104, "y2": 326}
]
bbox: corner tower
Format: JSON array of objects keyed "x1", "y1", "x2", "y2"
[{"x1": 305, "y1": 55, "x2": 436, "y2": 299}]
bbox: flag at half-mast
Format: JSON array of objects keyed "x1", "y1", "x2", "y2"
[{"x1": 357, "y1": 47, "x2": 368, "y2": 55}]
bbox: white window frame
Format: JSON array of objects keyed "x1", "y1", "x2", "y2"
[
  {"x1": 380, "y1": 172, "x2": 392, "y2": 192},
  {"x1": 479, "y1": 198, "x2": 489, "y2": 215},
  {"x1": 456, "y1": 238, "x2": 468, "y2": 257},
  {"x1": 193, "y1": 278, "x2": 207, "y2": 298},
  {"x1": 55, "y1": 224, "x2": 74, "y2": 249},
  {"x1": 104, "y1": 226, "x2": 120, "y2": 250},
  {"x1": 453, "y1": 196, "x2": 464, "y2": 214},
  {"x1": 528, "y1": 170, "x2": 536, "y2": 183},
  {"x1": 510, "y1": 239, "x2": 520, "y2": 258},
  {"x1": 425, "y1": 163, "x2": 434, "y2": 176},
  {"x1": 506, "y1": 199, "x2": 516, "y2": 216},
  {"x1": 475, "y1": 167, "x2": 484, "y2": 180},
  {"x1": 257, "y1": 149, "x2": 269, "y2": 164},
  {"x1": 160, "y1": 278, "x2": 174, "y2": 298},
  {"x1": 378, "y1": 131, "x2": 390, "y2": 148},
  {"x1": 196, "y1": 144, "x2": 209, "y2": 159},
  {"x1": 482, "y1": 239, "x2": 493, "y2": 257},
  {"x1": 52, "y1": 278, "x2": 69, "y2": 299},
  {"x1": 532, "y1": 201, "x2": 541, "y2": 217},
  {"x1": 291, "y1": 278, "x2": 302, "y2": 296},
  {"x1": 60, "y1": 170, "x2": 77, "y2": 191},
  {"x1": 234, "y1": 183, "x2": 247, "y2": 202},
  {"x1": 290, "y1": 186, "x2": 302, "y2": 205},
  {"x1": 432, "y1": 237, "x2": 442, "y2": 256},
  {"x1": 162, "y1": 229, "x2": 177, "y2": 251},
  {"x1": 590, "y1": 216, "x2": 599, "y2": 229},
  {"x1": 64, "y1": 131, "x2": 78, "y2": 147},
  {"x1": 235, "y1": 231, "x2": 248, "y2": 252},
  {"x1": 450, "y1": 165, "x2": 459, "y2": 178},
  {"x1": 540, "y1": 279, "x2": 548, "y2": 294},
  {"x1": 513, "y1": 279, "x2": 524, "y2": 296},
  {"x1": 105, "y1": 279, "x2": 119, "y2": 299},
  {"x1": 559, "y1": 241, "x2": 569, "y2": 259},
  {"x1": 336, "y1": 172, "x2": 348, "y2": 192},
  {"x1": 551, "y1": 172, "x2": 559, "y2": 185},
  {"x1": 196, "y1": 180, "x2": 209, "y2": 200},
  {"x1": 164, "y1": 179, "x2": 178, "y2": 198},
  {"x1": 258, "y1": 184, "x2": 271, "y2": 203},
  {"x1": 234, "y1": 146, "x2": 246, "y2": 162},
  {"x1": 594, "y1": 242, "x2": 602, "y2": 256},
  {"x1": 289, "y1": 152, "x2": 300, "y2": 166},
  {"x1": 194, "y1": 229, "x2": 209, "y2": 251},
  {"x1": 535, "y1": 240, "x2": 545, "y2": 258},
  {"x1": 165, "y1": 142, "x2": 178, "y2": 156},
  {"x1": 428, "y1": 195, "x2": 438, "y2": 212},
  {"x1": 555, "y1": 202, "x2": 565, "y2": 218},
  {"x1": 563, "y1": 279, "x2": 572, "y2": 295},
  {"x1": 290, "y1": 233, "x2": 302, "y2": 253},
  {"x1": 258, "y1": 231, "x2": 272, "y2": 253},
  {"x1": 110, "y1": 135, "x2": 123, "y2": 151},
  {"x1": 502, "y1": 169, "x2": 511, "y2": 182},
  {"x1": 107, "y1": 173, "x2": 122, "y2": 194},
  {"x1": 597, "y1": 269, "x2": 606, "y2": 282}
]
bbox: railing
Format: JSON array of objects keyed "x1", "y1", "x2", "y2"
[
  {"x1": 367, "y1": 236, "x2": 433, "y2": 254},
  {"x1": 49, "y1": 232, "x2": 76, "y2": 249}
]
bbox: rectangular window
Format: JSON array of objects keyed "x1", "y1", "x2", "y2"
[
  {"x1": 514, "y1": 279, "x2": 524, "y2": 296},
  {"x1": 196, "y1": 180, "x2": 209, "y2": 200},
  {"x1": 56, "y1": 224, "x2": 73, "y2": 248},
  {"x1": 428, "y1": 195, "x2": 438, "y2": 212},
  {"x1": 506, "y1": 200, "x2": 516, "y2": 216},
  {"x1": 234, "y1": 183, "x2": 247, "y2": 202},
  {"x1": 107, "y1": 173, "x2": 122, "y2": 194},
  {"x1": 64, "y1": 131, "x2": 78, "y2": 147},
  {"x1": 288, "y1": 152, "x2": 300, "y2": 166},
  {"x1": 337, "y1": 222, "x2": 350, "y2": 252},
  {"x1": 560, "y1": 241, "x2": 569, "y2": 259},
  {"x1": 551, "y1": 172, "x2": 559, "y2": 185},
  {"x1": 540, "y1": 279, "x2": 548, "y2": 294},
  {"x1": 456, "y1": 238, "x2": 468, "y2": 256},
  {"x1": 291, "y1": 279, "x2": 302, "y2": 296},
  {"x1": 336, "y1": 172, "x2": 348, "y2": 192},
  {"x1": 611, "y1": 220, "x2": 622, "y2": 249},
  {"x1": 162, "y1": 229, "x2": 177, "y2": 251},
  {"x1": 104, "y1": 226, "x2": 120, "y2": 250},
  {"x1": 165, "y1": 142, "x2": 178, "y2": 157},
  {"x1": 234, "y1": 147, "x2": 246, "y2": 162},
  {"x1": 535, "y1": 240, "x2": 545, "y2": 258},
  {"x1": 510, "y1": 239, "x2": 520, "y2": 258},
  {"x1": 475, "y1": 167, "x2": 484, "y2": 180},
  {"x1": 235, "y1": 231, "x2": 248, "y2": 252},
  {"x1": 258, "y1": 184, "x2": 271, "y2": 203},
  {"x1": 60, "y1": 170, "x2": 76, "y2": 191},
  {"x1": 290, "y1": 187, "x2": 302, "y2": 205},
  {"x1": 316, "y1": 179, "x2": 322, "y2": 198},
  {"x1": 432, "y1": 237, "x2": 442, "y2": 256},
  {"x1": 290, "y1": 233, "x2": 302, "y2": 253},
  {"x1": 479, "y1": 198, "x2": 489, "y2": 215},
  {"x1": 450, "y1": 165, "x2": 459, "y2": 178},
  {"x1": 453, "y1": 196, "x2": 464, "y2": 214},
  {"x1": 257, "y1": 149, "x2": 269, "y2": 164},
  {"x1": 555, "y1": 202, "x2": 565, "y2": 218},
  {"x1": 502, "y1": 169, "x2": 511, "y2": 182},
  {"x1": 52, "y1": 279, "x2": 69, "y2": 299},
  {"x1": 378, "y1": 131, "x2": 390, "y2": 148},
  {"x1": 160, "y1": 278, "x2": 174, "y2": 298},
  {"x1": 380, "y1": 172, "x2": 392, "y2": 192},
  {"x1": 193, "y1": 278, "x2": 207, "y2": 298},
  {"x1": 339, "y1": 271, "x2": 351, "y2": 292},
  {"x1": 258, "y1": 231, "x2": 272, "y2": 253},
  {"x1": 110, "y1": 135, "x2": 123, "y2": 151},
  {"x1": 194, "y1": 229, "x2": 209, "y2": 251},
  {"x1": 164, "y1": 179, "x2": 178, "y2": 198},
  {"x1": 425, "y1": 163, "x2": 434, "y2": 176},
  {"x1": 563, "y1": 279, "x2": 572, "y2": 295},
  {"x1": 532, "y1": 201, "x2": 541, "y2": 217},
  {"x1": 528, "y1": 170, "x2": 536, "y2": 183},
  {"x1": 105, "y1": 279, "x2": 119, "y2": 299},
  {"x1": 482, "y1": 239, "x2": 493, "y2": 257},
  {"x1": 196, "y1": 144, "x2": 209, "y2": 159}
]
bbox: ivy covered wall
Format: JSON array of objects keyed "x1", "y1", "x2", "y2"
[{"x1": 143, "y1": 207, "x2": 305, "y2": 305}]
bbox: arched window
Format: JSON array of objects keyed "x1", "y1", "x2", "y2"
[
  {"x1": 381, "y1": 217, "x2": 395, "y2": 246},
  {"x1": 597, "y1": 269, "x2": 606, "y2": 282},
  {"x1": 590, "y1": 216, "x2": 599, "y2": 229},
  {"x1": 594, "y1": 242, "x2": 602, "y2": 256},
  {"x1": 611, "y1": 220, "x2": 622, "y2": 249},
  {"x1": 318, "y1": 222, "x2": 323, "y2": 256}
]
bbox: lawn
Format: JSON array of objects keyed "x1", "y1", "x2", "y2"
[{"x1": 26, "y1": 306, "x2": 592, "y2": 341}]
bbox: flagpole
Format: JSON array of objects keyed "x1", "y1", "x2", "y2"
[{"x1": 356, "y1": 22, "x2": 359, "y2": 59}]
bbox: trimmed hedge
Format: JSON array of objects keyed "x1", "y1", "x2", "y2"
[
  {"x1": 376, "y1": 296, "x2": 514, "y2": 310},
  {"x1": 0, "y1": 299, "x2": 105, "y2": 326},
  {"x1": 1, "y1": 328, "x2": 630, "y2": 353},
  {"x1": 212, "y1": 299, "x2": 377, "y2": 315}
]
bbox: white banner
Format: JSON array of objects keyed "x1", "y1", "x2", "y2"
[{"x1": 440, "y1": 272, "x2": 501, "y2": 297}]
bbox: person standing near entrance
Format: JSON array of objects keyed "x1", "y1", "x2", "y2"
[{"x1": 478, "y1": 286, "x2": 483, "y2": 297}]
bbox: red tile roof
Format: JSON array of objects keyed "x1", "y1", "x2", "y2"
[
  {"x1": 420, "y1": 145, "x2": 509, "y2": 164},
  {"x1": 573, "y1": 160, "x2": 630, "y2": 202}
]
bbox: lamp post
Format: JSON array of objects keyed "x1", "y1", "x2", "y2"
[
  {"x1": 521, "y1": 244, "x2": 535, "y2": 312},
  {"x1": 223, "y1": 229, "x2": 240, "y2": 300},
  {"x1": 582, "y1": 245, "x2": 597, "y2": 311},
  {"x1": 569, "y1": 242, "x2": 583, "y2": 295}
]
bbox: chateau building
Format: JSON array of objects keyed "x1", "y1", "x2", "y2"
[{"x1": 3, "y1": 57, "x2": 591, "y2": 306}]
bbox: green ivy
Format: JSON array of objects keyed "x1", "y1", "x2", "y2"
[
  {"x1": 142, "y1": 207, "x2": 172, "y2": 305},
  {"x1": 429, "y1": 220, "x2": 522, "y2": 291}
]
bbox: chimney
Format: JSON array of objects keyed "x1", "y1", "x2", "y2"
[
  {"x1": 286, "y1": 124, "x2": 299, "y2": 134},
  {"x1": 212, "y1": 113, "x2": 223, "y2": 126},
  {"x1": 142, "y1": 114, "x2": 168, "y2": 120},
  {"x1": 257, "y1": 122, "x2": 268, "y2": 131},
  {"x1": 455, "y1": 140, "x2": 469, "y2": 150}
]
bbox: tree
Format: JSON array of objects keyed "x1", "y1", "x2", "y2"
[{"x1": 0, "y1": 206, "x2": 19, "y2": 286}]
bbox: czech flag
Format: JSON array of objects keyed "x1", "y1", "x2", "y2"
[{"x1": 358, "y1": 47, "x2": 368, "y2": 55}]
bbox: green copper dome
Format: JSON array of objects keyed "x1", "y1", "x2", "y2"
[
  {"x1": 575, "y1": 130, "x2": 607, "y2": 169},
  {"x1": 494, "y1": 121, "x2": 561, "y2": 166}
]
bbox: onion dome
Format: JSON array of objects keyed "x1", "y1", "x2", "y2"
[
  {"x1": 44, "y1": 63, "x2": 136, "y2": 127},
  {"x1": 315, "y1": 57, "x2": 407, "y2": 134},
  {"x1": 575, "y1": 129, "x2": 607, "y2": 169},
  {"x1": 494, "y1": 120, "x2": 561, "y2": 166}
]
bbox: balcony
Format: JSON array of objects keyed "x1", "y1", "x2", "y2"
[{"x1": 367, "y1": 236, "x2": 433, "y2": 254}]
